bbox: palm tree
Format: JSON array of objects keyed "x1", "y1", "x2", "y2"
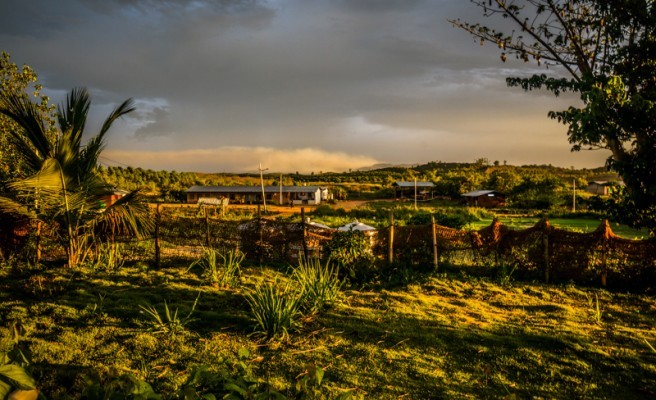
[{"x1": 0, "y1": 87, "x2": 152, "y2": 267}]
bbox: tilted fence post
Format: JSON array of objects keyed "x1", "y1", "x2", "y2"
[
  {"x1": 431, "y1": 215, "x2": 438, "y2": 271},
  {"x1": 388, "y1": 211, "x2": 394, "y2": 264}
]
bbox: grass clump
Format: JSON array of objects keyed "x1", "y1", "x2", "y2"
[
  {"x1": 189, "y1": 248, "x2": 243, "y2": 288},
  {"x1": 139, "y1": 293, "x2": 200, "y2": 337},
  {"x1": 244, "y1": 280, "x2": 302, "y2": 341},
  {"x1": 292, "y1": 257, "x2": 342, "y2": 314}
]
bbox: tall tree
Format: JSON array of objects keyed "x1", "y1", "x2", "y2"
[
  {"x1": 0, "y1": 86, "x2": 152, "y2": 266},
  {"x1": 451, "y1": 0, "x2": 656, "y2": 233}
]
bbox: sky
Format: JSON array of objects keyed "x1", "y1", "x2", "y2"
[{"x1": 0, "y1": 0, "x2": 609, "y2": 173}]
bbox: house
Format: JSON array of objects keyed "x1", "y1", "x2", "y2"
[
  {"x1": 461, "y1": 190, "x2": 506, "y2": 208},
  {"x1": 392, "y1": 181, "x2": 435, "y2": 201},
  {"x1": 99, "y1": 189, "x2": 128, "y2": 208},
  {"x1": 186, "y1": 185, "x2": 324, "y2": 205},
  {"x1": 586, "y1": 181, "x2": 610, "y2": 196}
]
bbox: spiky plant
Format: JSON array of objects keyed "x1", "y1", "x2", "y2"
[
  {"x1": 293, "y1": 257, "x2": 342, "y2": 314},
  {"x1": 244, "y1": 280, "x2": 302, "y2": 341}
]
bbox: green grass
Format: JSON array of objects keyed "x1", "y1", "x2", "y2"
[
  {"x1": 1, "y1": 261, "x2": 655, "y2": 399},
  {"x1": 471, "y1": 216, "x2": 650, "y2": 238}
]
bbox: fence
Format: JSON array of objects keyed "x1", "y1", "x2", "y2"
[
  {"x1": 2, "y1": 205, "x2": 655, "y2": 290},
  {"x1": 152, "y1": 206, "x2": 656, "y2": 289}
]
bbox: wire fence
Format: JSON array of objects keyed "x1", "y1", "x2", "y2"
[{"x1": 2, "y1": 205, "x2": 655, "y2": 290}]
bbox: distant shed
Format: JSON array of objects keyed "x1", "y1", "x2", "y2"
[
  {"x1": 586, "y1": 181, "x2": 610, "y2": 196},
  {"x1": 461, "y1": 190, "x2": 506, "y2": 208},
  {"x1": 392, "y1": 181, "x2": 435, "y2": 201}
]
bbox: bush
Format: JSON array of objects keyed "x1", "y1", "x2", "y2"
[{"x1": 325, "y1": 231, "x2": 376, "y2": 284}]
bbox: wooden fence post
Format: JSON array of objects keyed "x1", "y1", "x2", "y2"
[
  {"x1": 301, "y1": 207, "x2": 309, "y2": 260},
  {"x1": 388, "y1": 211, "x2": 394, "y2": 264},
  {"x1": 432, "y1": 215, "x2": 439, "y2": 271},
  {"x1": 543, "y1": 218, "x2": 550, "y2": 284},
  {"x1": 204, "y1": 206, "x2": 211, "y2": 248},
  {"x1": 600, "y1": 220, "x2": 611, "y2": 287},
  {"x1": 257, "y1": 204, "x2": 263, "y2": 266},
  {"x1": 34, "y1": 220, "x2": 42, "y2": 265},
  {"x1": 154, "y1": 204, "x2": 161, "y2": 268}
]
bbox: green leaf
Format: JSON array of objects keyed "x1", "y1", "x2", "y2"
[
  {"x1": 314, "y1": 367, "x2": 324, "y2": 386},
  {"x1": 0, "y1": 364, "x2": 36, "y2": 390}
]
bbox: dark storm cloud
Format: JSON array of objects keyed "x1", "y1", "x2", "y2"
[{"x1": 0, "y1": 0, "x2": 606, "y2": 171}]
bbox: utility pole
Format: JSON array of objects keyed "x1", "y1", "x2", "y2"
[
  {"x1": 414, "y1": 177, "x2": 418, "y2": 211},
  {"x1": 279, "y1": 173, "x2": 283, "y2": 205},
  {"x1": 259, "y1": 162, "x2": 269, "y2": 213}
]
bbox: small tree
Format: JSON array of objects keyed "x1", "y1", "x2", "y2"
[{"x1": 0, "y1": 85, "x2": 152, "y2": 266}]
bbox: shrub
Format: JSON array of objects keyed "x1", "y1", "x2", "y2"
[{"x1": 324, "y1": 231, "x2": 376, "y2": 283}]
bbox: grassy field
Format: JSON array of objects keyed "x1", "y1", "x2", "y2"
[
  {"x1": 2, "y1": 259, "x2": 655, "y2": 399},
  {"x1": 470, "y1": 216, "x2": 650, "y2": 239}
]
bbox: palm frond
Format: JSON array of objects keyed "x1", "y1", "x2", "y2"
[
  {"x1": 92, "y1": 190, "x2": 153, "y2": 240},
  {"x1": 56, "y1": 87, "x2": 90, "y2": 153},
  {"x1": 98, "y1": 98, "x2": 135, "y2": 139},
  {"x1": 0, "y1": 90, "x2": 51, "y2": 172},
  {"x1": 0, "y1": 196, "x2": 35, "y2": 219}
]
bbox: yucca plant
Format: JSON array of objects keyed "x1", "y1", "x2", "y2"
[
  {"x1": 293, "y1": 257, "x2": 342, "y2": 314},
  {"x1": 139, "y1": 293, "x2": 200, "y2": 337},
  {"x1": 244, "y1": 280, "x2": 302, "y2": 341}
]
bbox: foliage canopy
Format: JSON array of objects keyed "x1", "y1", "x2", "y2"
[{"x1": 451, "y1": 0, "x2": 656, "y2": 234}]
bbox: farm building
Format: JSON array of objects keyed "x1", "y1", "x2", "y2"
[
  {"x1": 99, "y1": 189, "x2": 128, "y2": 208},
  {"x1": 392, "y1": 181, "x2": 435, "y2": 201},
  {"x1": 461, "y1": 190, "x2": 506, "y2": 208},
  {"x1": 186, "y1": 185, "x2": 325, "y2": 205},
  {"x1": 586, "y1": 181, "x2": 610, "y2": 195}
]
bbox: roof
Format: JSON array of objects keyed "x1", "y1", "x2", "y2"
[
  {"x1": 461, "y1": 190, "x2": 504, "y2": 197},
  {"x1": 393, "y1": 181, "x2": 435, "y2": 188},
  {"x1": 337, "y1": 220, "x2": 376, "y2": 231},
  {"x1": 186, "y1": 185, "x2": 321, "y2": 194}
]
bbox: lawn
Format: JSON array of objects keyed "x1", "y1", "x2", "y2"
[{"x1": 2, "y1": 259, "x2": 655, "y2": 399}]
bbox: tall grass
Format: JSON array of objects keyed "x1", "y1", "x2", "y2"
[
  {"x1": 292, "y1": 257, "x2": 342, "y2": 314},
  {"x1": 244, "y1": 280, "x2": 301, "y2": 341},
  {"x1": 189, "y1": 248, "x2": 243, "y2": 287}
]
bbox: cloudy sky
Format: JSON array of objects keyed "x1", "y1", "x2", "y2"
[{"x1": 0, "y1": 0, "x2": 608, "y2": 173}]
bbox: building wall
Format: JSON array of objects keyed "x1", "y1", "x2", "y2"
[
  {"x1": 586, "y1": 184, "x2": 609, "y2": 196},
  {"x1": 465, "y1": 195, "x2": 506, "y2": 208},
  {"x1": 187, "y1": 189, "x2": 321, "y2": 205}
]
